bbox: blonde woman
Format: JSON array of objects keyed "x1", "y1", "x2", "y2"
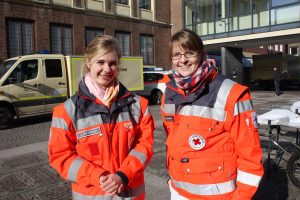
[{"x1": 49, "y1": 35, "x2": 154, "y2": 199}]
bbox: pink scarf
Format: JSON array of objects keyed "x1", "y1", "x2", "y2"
[
  {"x1": 84, "y1": 73, "x2": 119, "y2": 107},
  {"x1": 173, "y1": 58, "x2": 216, "y2": 90}
]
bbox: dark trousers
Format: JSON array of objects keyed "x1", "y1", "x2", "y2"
[{"x1": 274, "y1": 81, "x2": 280, "y2": 95}]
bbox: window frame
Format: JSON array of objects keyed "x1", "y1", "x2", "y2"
[
  {"x1": 6, "y1": 18, "x2": 34, "y2": 58},
  {"x1": 140, "y1": 34, "x2": 154, "y2": 65},
  {"x1": 85, "y1": 27, "x2": 104, "y2": 47},
  {"x1": 115, "y1": 31, "x2": 131, "y2": 57},
  {"x1": 50, "y1": 23, "x2": 73, "y2": 55}
]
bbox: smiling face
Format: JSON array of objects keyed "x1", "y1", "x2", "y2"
[
  {"x1": 86, "y1": 50, "x2": 119, "y2": 89},
  {"x1": 171, "y1": 44, "x2": 202, "y2": 78}
]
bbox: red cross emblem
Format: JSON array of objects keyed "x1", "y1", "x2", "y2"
[{"x1": 189, "y1": 134, "x2": 206, "y2": 150}]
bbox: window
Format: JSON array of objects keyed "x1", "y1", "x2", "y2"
[
  {"x1": 85, "y1": 28, "x2": 104, "y2": 47},
  {"x1": 50, "y1": 24, "x2": 72, "y2": 55},
  {"x1": 115, "y1": 31, "x2": 131, "y2": 56},
  {"x1": 115, "y1": 0, "x2": 128, "y2": 4},
  {"x1": 144, "y1": 73, "x2": 155, "y2": 82},
  {"x1": 197, "y1": 0, "x2": 214, "y2": 22},
  {"x1": 144, "y1": 73, "x2": 163, "y2": 82},
  {"x1": 290, "y1": 47, "x2": 299, "y2": 56},
  {"x1": 229, "y1": 0, "x2": 239, "y2": 16},
  {"x1": 0, "y1": 60, "x2": 16, "y2": 79},
  {"x1": 140, "y1": 0, "x2": 151, "y2": 9},
  {"x1": 272, "y1": 0, "x2": 300, "y2": 7},
  {"x1": 45, "y1": 59, "x2": 63, "y2": 77},
  {"x1": 140, "y1": 35, "x2": 153, "y2": 65},
  {"x1": 239, "y1": 0, "x2": 251, "y2": 15},
  {"x1": 7, "y1": 60, "x2": 38, "y2": 84},
  {"x1": 7, "y1": 19, "x2": 34, "y2": 57},
  {"x1": 215, "y1": 0, "x2": 228, "y2": 19},
  {"x1": 252, "y1": 0, "x2": 269, "y2": 13},
  {"x1": 73, "y1": 0, "x2": 85, "y2": 8},
  {"x1": 184, "y1": 0, "x2": 195, "y2": 26}
]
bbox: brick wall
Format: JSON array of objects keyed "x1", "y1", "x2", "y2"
[
  {"x1": 170, "y1": 1, "x2": 183, "y2": 36},
  {"x1": 155, "y1": 0, "x2": 170, "y2": 24},
  {"x1": 0, "y1": 0, "x2": 171, "y2": 68}
]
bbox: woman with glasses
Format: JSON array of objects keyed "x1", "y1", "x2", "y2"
[{"x1": 161, "y1": 29, "x2": 264, "y2": 200}]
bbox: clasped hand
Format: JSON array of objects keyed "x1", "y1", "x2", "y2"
[{"x1": 100, "y1": 173, "x2": 123, "y2": 195}]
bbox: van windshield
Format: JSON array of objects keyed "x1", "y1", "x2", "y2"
[{"x1": 0, "y1": 60, "x2": 17, "y2": 79}]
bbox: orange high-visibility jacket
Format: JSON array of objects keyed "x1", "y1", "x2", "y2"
[
  {"x1": 161, "y1": 70, "x2": 264, "y2": 200},
  {"x1": 48, "y1": 80, "x2": 154, "y2": 200}
]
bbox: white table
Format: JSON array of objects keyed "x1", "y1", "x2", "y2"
[{"x1": 257, "y1": 108, "x2": 300, "y2": 179}]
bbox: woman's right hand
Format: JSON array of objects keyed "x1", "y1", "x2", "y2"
[{"x1": 99, "y1": 173, "x2": 123, "y2": 195}]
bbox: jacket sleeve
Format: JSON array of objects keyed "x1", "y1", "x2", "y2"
[
  {"x1": 226, "y1": 87, "x2": 264, "y2": 200},
  {"x1": 117, "y1": 97, "x2": 154, "y2": 184},
  {"x1": 48, "y1": 103, "x2": 107, "y2": 187}
]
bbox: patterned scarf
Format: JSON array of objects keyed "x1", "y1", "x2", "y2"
[{"x1": 173, "y1": 58, "x2": 216, "y2": 90}]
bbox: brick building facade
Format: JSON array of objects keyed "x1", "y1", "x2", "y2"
[
  {"x1": 0, "y1": 0, "x2": 172, "y2": 68},
  {"x1": 170, "y1": 1, "x2": 183, "y2": 36}
]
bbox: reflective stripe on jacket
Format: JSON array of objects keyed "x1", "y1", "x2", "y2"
[
  {"x1": 49, "y1": 80, "x2": 154, "y2": 200},
  {"x1": 161, "y1": 73, "x2": 264, "y2": 200}
]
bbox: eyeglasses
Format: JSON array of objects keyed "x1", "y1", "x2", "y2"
[{"x1": 172, "y1": 51, "x2": 199, "y2": 60}]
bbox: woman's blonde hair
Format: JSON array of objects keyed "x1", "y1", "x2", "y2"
[{"x1": 82, "y1": 35, "x2": 121, "y2": 75}]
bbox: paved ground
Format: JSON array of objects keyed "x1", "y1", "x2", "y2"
[{"x1": 0, "y1": 90, "x2": 300, "y2": 199}]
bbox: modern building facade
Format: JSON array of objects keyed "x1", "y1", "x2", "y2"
[
  {"x1": 172, "y1": 0, "x2": 300, "y2": 86},
  {"x1": 183, "y1": 0, "x2": 300, "y2": 52},
  {"x1": 0, "y1": 0, "x2": 172, "y2": 68}
]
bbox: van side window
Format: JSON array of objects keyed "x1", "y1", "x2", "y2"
[
  {"x1": 26, "y1": 60, "x2": 38, "y2": 80},
  {"x1": 5, "y1": 59, "x2": 38, "y2": 84},
  {"x1": 45, "y1": 59, "x2": 63, "y2": 78}
]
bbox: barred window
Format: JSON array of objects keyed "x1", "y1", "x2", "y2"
[
  {"x1": 50, "y1": 24, "x2": 72, "y2": 55},
  {"x1": 7, "y1": 19, "x2": 34, "y2": 57},
  {"x1": 85, "y1": 28, "x2": 104, "y2": 47},
  {"x1": 115, "y1": 31, "x2": 131, "y2": 56},
  {"x1": 140, "y1": 35, "x2": 153, "y2": 65}
]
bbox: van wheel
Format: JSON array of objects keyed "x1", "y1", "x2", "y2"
[
  {"x1": 0, "y1": 107, "x2": 13, "y2": 129},
  {"x1": 151, "y1": 90, "x2": 163, "y2": 105}
]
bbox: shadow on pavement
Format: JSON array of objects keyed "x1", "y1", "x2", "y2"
[
  {"x1": 254, "y1": 160, "x2": 289, "y2": 200},
  {"x1": 8, "y1": 114, "x2": 52, "y2": 129},
  {"x1": 255, "y1": 134, "x2": 300, "y2": 200}
]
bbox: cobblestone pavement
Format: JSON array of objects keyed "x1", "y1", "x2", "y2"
[
  {"x1": 0, "y1": 151, "x2": 71, "y2": 199},
  {"x1": 0, "y1": 91, "x2": 299, "y2": 199}
]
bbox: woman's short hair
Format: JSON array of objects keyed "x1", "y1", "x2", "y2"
[
  {"x1": 83, "y1": 35, "x2": 121, "y2": 75},
  {"x1": 169, "y1": 29, "x2": 204, "y2": 60}
]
